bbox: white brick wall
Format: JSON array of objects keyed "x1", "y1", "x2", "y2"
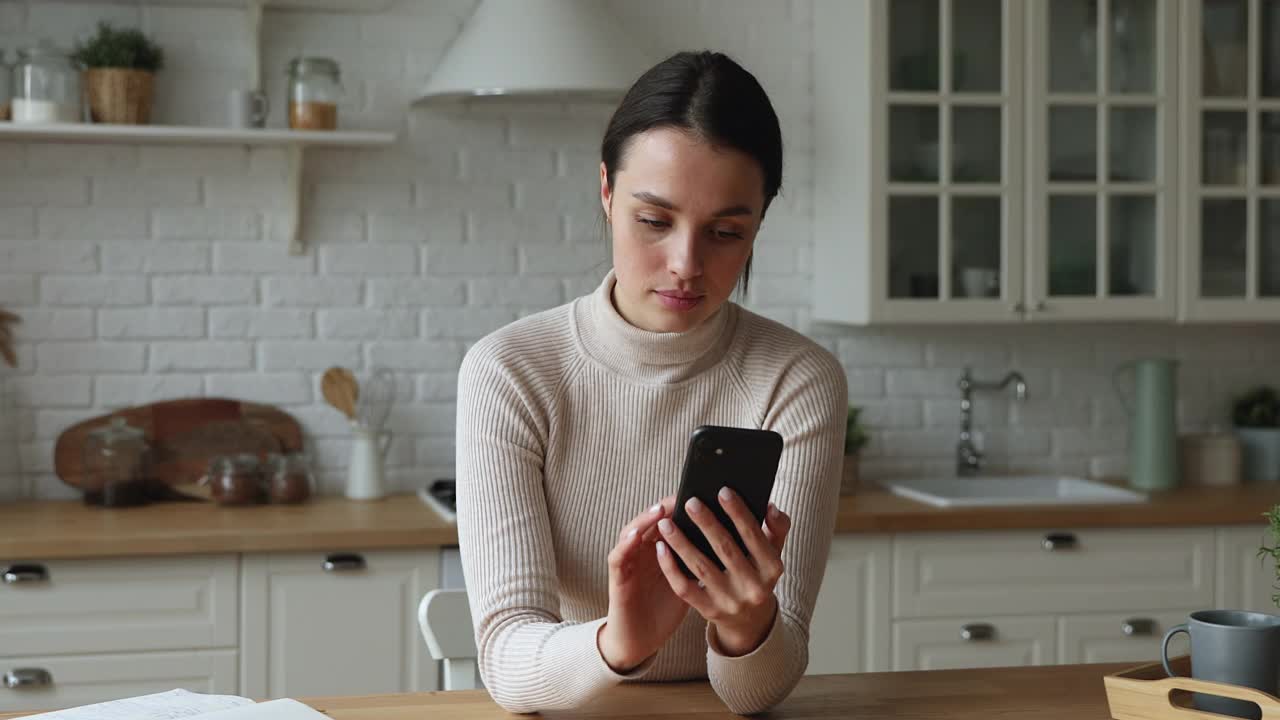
[{"x1": 0, "y1": 0, "x2": 1277, "y2": 502}]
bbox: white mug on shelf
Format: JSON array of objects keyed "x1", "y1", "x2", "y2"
[
  {"x1": 346, "y1": 423, "x2": 391, "y2": 501},
  {"x1": 228, "y1": 89, "x2": 268, "y2": 129},
  {"x1": 960, "y1": 267, "x2": 1000, "y2": 298}
]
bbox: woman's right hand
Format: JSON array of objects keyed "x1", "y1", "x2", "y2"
[{"x1": 597, "y1": 496, "x2": 689, "y2": 673}]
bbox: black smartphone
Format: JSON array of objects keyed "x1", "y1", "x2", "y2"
[{"x1": 670, "y1": 425, "x2": 784, "y2": 580}]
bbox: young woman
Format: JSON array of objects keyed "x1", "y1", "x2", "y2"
[{"x1": 456, "y1": 51, "x2": 847, "y2": 715}]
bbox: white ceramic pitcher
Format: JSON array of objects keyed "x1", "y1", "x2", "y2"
[{"x1": 346, "y1": 423, "x2": 391, "y2": 501}]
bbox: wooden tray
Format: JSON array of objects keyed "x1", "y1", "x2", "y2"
[
  {"x1": 1105, "y1": 655, "x2": 1280, "y2": 720},
  {"x1": 54, "y1": 398, "x2": 303, "y2": 500}
]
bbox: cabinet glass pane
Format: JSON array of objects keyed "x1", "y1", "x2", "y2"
[
  {"x1": 953, "y1": 106, "x2": 1001, "y2": 182},
  {"x1": 1110, "y1": 107, "x2": 1157, "y2": 182},
  {"x1": 1200, "y1": 198, "x2": 1248, "y2": 297},
  {"x1": 1050, "y1": 106, "x2": 1097, "y2": 181},
  {"x1": 953, "y1": 0, "x2": 1002, "y2": 92},
  {"x1": 1049, "y1": 195, "x2": 1098, "y2": 296},
  {"x1": 890, "y1": 106, "x2": 941, "y2": 182},
  {"x1": 1263, "y1": 112, "x2": 1280, "y2": 186},
  {"x1": 951, "y1": 197, "x2": 1003, "y2": 299},
  {"x1": 889, "y1": 196, "x2": 940, "y2": 299},
  {"x1": 1202, "y1": 111, "x2": 1248, "y2": 186},
  {"x1": 891, "y1": 0, "x2": 941, "y2": 92},
  {"x1": 1265, "y1": 0, "x2": 1280, "y2": 97},
  {"x1": 1263, "y1": 200, "x2": 1280, "y2": 296},
  {"x1": 1109, "y1": 195, "x2": 1158, "y2": 296},
  {"x1": 1050, "y1": 0, "x2": 1098, "y2": 93},
  {"x1": 1202, "y1": 0, "x2": 1249, "y2": 98},
  {"x1": 1110, "y1": 0, "x2": 1157, "y2": 94}
]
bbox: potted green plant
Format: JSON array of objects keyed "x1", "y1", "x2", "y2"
[
  {"x1": 1233, "y1": 386, "x2": 1280, "y2": 483},
  {"x1": 71, "y1": 21, "x2": 164, "y2": 125},
  {"x1": 1257, "y1": 505, "x2": 1280, "y2": 608},
  {"x1": 841, "y1": 405, "x2": 869, "y2": 495}
]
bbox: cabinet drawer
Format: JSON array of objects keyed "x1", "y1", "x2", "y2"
[
  {"x1": 0, "y1": 649, "x2": 237, "y2": 713},
  {"x1": 892, "y1": 616, "x2": 1057, "y2": 671},
  {"x1": 0, "y1": 555, "x2": 238, "y2": 656},
  {"x1": 893, "y1": 528, "x2": 1215, "y2": 618},
  {"x1": 1059, "y1": 610, "x2": 1194, "y2": 665}
]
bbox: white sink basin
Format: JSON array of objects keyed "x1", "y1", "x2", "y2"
[{"x1": 878, "y1": 475, "x2": 1148, "y2": 508}]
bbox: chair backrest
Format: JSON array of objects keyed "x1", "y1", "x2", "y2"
[{"x1": 417, "y1": 588, "x2": 479, "y2": 690}]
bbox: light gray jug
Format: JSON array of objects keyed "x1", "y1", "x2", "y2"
[{"x1": 1113, "y1": 358, "x2": 1179, "y2": 491}]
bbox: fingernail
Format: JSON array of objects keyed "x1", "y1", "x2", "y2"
[
  {"x1": 718, "y1": 487, "x2": 732, "y2": 502},
  {"x1": 658, "y1": 518, "x2": 673, "y2": 534},
  {"x1": 768, "y1": 503, "x2": 778, "y2": 517},
  {"x1": 656, "y1": 540, "x2": 667, "y2": 556},
  {"x1": 627, "y1": 527, "x2": 638, "y2": 540},
  {"x1": 650, "y1": 503, "x2": 662, "y2": 514},
  {"x1": 686, "y1": 497, "x2": 703, "y2": 514}
]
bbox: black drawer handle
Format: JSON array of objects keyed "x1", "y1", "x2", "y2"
[
  {"x1": 3, "y1": 564, "x2": 49, "y2": 584},
  {"x1": 960, "y1": 622, "x2": 995, "y2": 642},
  {"x1": 322, "y1": 553, "x2": 366, "y2": 572},
  {"x1": 4, "y1": 668, "x2": 53, "y2": 689},
  {"x1": 1042, "y1": 532, "x2": 1078, "y2": 551},
  {"x1": 1123, "y1": 618, "x2": 1156, "y2": 637}
]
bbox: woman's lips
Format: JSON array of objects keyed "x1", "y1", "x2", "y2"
[{"x1": 655, "y1": 291, "x2": 704, "y2": 311}]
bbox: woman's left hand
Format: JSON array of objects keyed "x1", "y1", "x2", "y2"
[{"x1": 654, "y1": 487, "x2": 792, "y2": 656}]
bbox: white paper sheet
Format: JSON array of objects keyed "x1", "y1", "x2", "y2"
[
  {"x1": 196, "y1": 698, "x2": 329, "y2": 720},
  {"x1": 21, "y1": 689, "x2": 255, "y2": 720}
]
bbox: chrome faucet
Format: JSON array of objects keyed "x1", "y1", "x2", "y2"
[{"x1": 957, "y1": 367, "x2": 1029, "y2": 476}]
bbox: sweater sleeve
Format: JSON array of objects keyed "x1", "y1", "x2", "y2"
[
  {"x1": 455, "y1": 346, "x2": 652, "y2": 714},
  {"x1": 706, "y1": 346, "x2": 848, "y2": 715}
]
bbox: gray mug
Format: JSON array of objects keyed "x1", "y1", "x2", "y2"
[{"x1": 1161, "y1": 609, "x2": 1280, "y2": 720}]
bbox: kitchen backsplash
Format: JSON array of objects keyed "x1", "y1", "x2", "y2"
[{"x1": 0, "y1": 0, "x2": 1277, "y2": 500}]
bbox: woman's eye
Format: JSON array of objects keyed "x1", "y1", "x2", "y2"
[
  {"x1": 714, "y1": 229, "x2": 744, "y2": 240},
  {"x1": 638, "y1": 218, "x2": 669, "y2": 230}
]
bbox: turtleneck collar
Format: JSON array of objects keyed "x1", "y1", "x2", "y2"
[{"x1": 574, "y1": 270, "x2": 739, "y2": 384}]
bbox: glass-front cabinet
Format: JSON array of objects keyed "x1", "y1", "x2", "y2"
[
  {"x1": 1029, "y1": 0, "x2": 1179, "y2": 320},
  {"x1": 1181, "y1": 0, "x2": 1280, "y2": 320}
]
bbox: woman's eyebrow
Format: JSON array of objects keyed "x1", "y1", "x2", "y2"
[{"x1": 631, "y1": 191, "x2": 753, "y2": 217}]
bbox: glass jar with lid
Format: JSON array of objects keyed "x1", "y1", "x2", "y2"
[
  {"x1": 82, "y1": 417, "x2": 152, "y2": 507},
  {"x1": 200, "y1": 453, "x2": 267, "y2": 506},
  {"x1": 286, "y1": 56, "x2": 342, "y2": 131},
  {"x1": 267, "y1": 451, "x2": 314, "y2": 504},
  {"x1": 12, "y1": 42, "x2": 81, "y2": 124}
]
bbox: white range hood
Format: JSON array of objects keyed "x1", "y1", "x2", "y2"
[{"x1": 418, "y1": 0, "x2": 652, "y2": 102}]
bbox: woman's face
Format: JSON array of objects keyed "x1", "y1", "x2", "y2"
[{"x1": 600, "y1": 127, "x2": 765, "y2": 333}]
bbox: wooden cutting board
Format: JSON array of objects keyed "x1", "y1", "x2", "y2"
[{"x1": 54, "y1": 398, "x2": 304, "y2": 499}]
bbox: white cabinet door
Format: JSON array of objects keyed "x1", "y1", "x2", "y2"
[
  {"x1": 240, "y1": 549, "x2": 440, "y2": 699},
  {"x1": 807, "y1": 535, "x2": 892, "y2": 675},
  {"x1": 892, "y1": 616, "x2": 1057, "y2": 671},
  {"x1": 0, "y1": 555, "x2": 238, "y2": 657},
  {"x1": 1217, "y1": 526, "x2": 1279, "y2": 613},
  {"x1": 0, "y1": 650, "x2": 237, "y2": 713},
  {"x1": 893, "y1": 528, "x2": 1215, "y2": 617},
  {"x1": 1058, "y1": 610, "x2": 1194, "y2": 664}
]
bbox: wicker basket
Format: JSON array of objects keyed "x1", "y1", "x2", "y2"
[{"x1": 84, "y1": 68, "x2": 154, "y2": 125}]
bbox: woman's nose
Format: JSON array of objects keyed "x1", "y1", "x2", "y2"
[{"x1": 666, "y1": 233, "x2": 703, "y2": 279}]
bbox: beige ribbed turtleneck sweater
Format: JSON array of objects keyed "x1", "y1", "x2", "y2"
[{"x1": 455, "y1": 271, "x2": 847, "y2": 715}]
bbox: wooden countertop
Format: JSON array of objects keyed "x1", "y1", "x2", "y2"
[
  {"x1": 0, "y1": 494, "x2": 459, "y2": 560},
  {"x1": 0, "y1": 663, "x2": 1138, "y2": 719},
  {"x1": 840, "y1": 481, "x2": 1280, "y2": 532},
  {"x1": 2, "y1": 481, "x2": 1278, "y2": 560}
]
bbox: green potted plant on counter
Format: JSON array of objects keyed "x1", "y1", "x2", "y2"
[
  {"x1": 1234, "y1": 386, "x2": 1280, "y2": 483},
  {"x1": 1258, "y1": 505, "x2": 1280, "y2": 608},
  {"x1": 841, "y1": 405, "x2": 869, "y2": 495},
  {"x1": 72, "y1": 21, "x2": 164, "y2": 125}
]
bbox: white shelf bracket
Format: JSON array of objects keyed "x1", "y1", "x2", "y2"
[{"x1": 286, "y1": 143, "x2": 306, "y2": 255}]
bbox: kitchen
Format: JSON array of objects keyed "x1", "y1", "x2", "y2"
[{"x1": 3, "y1": 0, "x2": 1280, "y2": 718}]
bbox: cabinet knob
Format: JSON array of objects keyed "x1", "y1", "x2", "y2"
[
  {"x1": 960, "y1": 623, "x2": 995, "y2": 642},
  {"x1": 2, "y1": 564, "x2": 49, "y2": 584},
  {"x1": 322, "y1": 553, "x2": 366, "y2": 572},
  {"x1": 1011, "y1": 301, "x2": 1025, "y2": 314},
  {"x1": 1122, "y1": 618, "x2": 1156, "y2": 637},
  {"x1": 1042, "y1": 532, "x2": 1078, "y2": 551},
  {"x1": 4, "y1": 668, "x2": 53, "y2": 689},
  {"x1": 1033, "y1": 301, "x2": 1047, "y2": 312}
]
